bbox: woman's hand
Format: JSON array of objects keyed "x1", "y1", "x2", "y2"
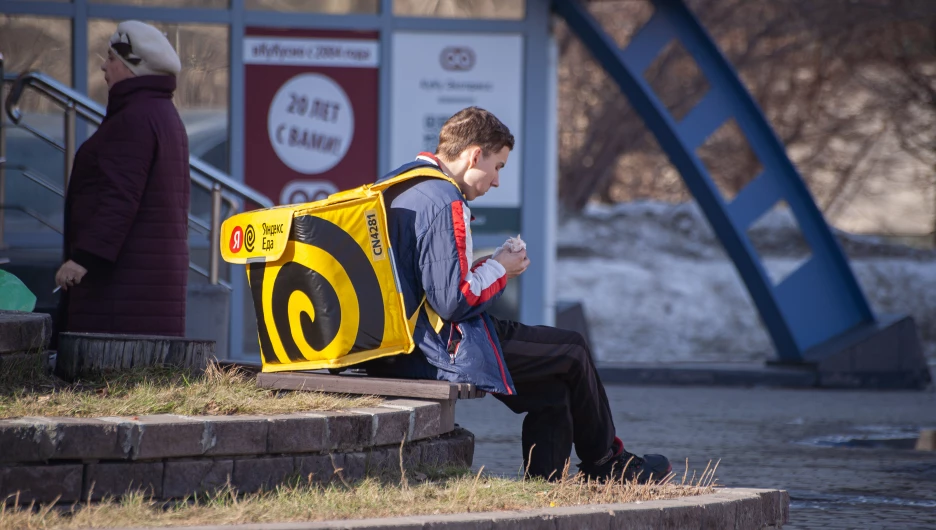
[{"x1": 55, "y1": 260, "x2": 88, "y2": 290}]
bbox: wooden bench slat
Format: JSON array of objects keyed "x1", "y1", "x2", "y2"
[{"x1": 257, "y1": 372, "x2": 485, "y2": 400}]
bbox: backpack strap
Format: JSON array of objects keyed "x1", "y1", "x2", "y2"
[
  {"x1": 407, "y1": 295, "x2": 445, "y2": 335},
  {"x1": 389, "y1": 166, "x2": 456, "y2": 338},
  {"x1": 372, "y1": 167, "x2": 464, "y2": 198}
]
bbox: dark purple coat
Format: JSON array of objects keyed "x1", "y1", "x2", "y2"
[{"x1": 61, "y1": 75, "x2": 190, "y2": 336}]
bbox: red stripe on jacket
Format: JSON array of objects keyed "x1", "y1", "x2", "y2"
[{"x1": 451, "y1": 201, "x2": 505, "y2": 306}]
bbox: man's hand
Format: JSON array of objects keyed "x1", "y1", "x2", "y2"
[
  {"x1": 55, "y1": 260, "x2": 88, "y2": 291},
  {"x1": 471, "y1": 254, "x2": 493, "y2": 269},
  {"x1": 493, "y1": 248, "x2": 530, "y2": 280}
]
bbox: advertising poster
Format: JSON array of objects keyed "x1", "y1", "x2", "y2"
[
  {"x1": 390, "y1": 32, "x2": 524, "y2": 232},
  {"x1": 244, "y1": 28, "x2": 379, "y2": 206}
]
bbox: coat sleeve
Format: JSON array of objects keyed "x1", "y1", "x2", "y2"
[
  {"x1": 418, "y1": 200, "x2": 507, "y2": 322},
  {"x1": 71, "y1": 113, "x2": 155, "y2": 263}
]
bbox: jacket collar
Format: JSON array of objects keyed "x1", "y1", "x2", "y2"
[
  {"x1": 415, "y1": 151, "x2": 444, "y2": 170},
  {"x1": 106, "y1": 75, "x2": 176, "y2": 116}
]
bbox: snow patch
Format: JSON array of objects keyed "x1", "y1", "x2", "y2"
[{"x1": 558, "y1": 201, "x2": 936, "y2": 363}]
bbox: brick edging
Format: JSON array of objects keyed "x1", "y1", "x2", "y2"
[
  {"x1": 2, "y1": 428, "x2": 475, "y2": 504},
  {"x1": 0, "y1": 398, "x2": 447, "y2": 464},
  {"x1": 128, "y1": 488, "x2": 790, "y2": 530}
]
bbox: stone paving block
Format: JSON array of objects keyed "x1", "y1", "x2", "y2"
[
  {"x1": 757, "y1": 489, "x2": 785, "y2": 527},
  {"x1": 418, "y1": 437, "x2": 450, "y2": 468},
  {"x1": 47, "y1": 417, "x2": 124, "y2": 460},
  {"x1": 0, "y1": 418, "x2": 56, "y2": 463},
  {"x1": 132, "y1": 415, "x2": 210, "y2": 459},
  {"x1": 658, "y1": 499, "x2": 704, "y2": 530},
  {"x1": 85, "y1": 461, "x2": 164, "y2": 500},
  {"x1": 163, "y1": 459, "x2": 233, "y2": 498},
  {"x1": 401, "y1": 443, "x2": 423, "y2": 471},
  {"x1": 552, "y1": 505, "x2": 614, "y2": 530},
  {"x1": 0, "y1": 464, "x2": 83, "y2": 504},
  {"x1": 324, "y1": 411, "x2": 374, "y2": 451},
  {"x1": 339, "y1": 452, "x2": 368, "y2": 483},
  {"x1": 0, "y1": 311, "x2": 52, "y2": 354},
  {"x1": 779, "y1": 490, "x2": 790, "y2": 524},
  {"x1": 303, "y1": 518, "x2": 426, "y2": 529},
  {"x1": 203, "y1": 415, "x2": 270, "y2": 456},
  {"x1": 380, "y1": 399, "x2": 443, "y2": 441},
  {"x1": 353, "y1": 407, "x2": 410, "y2": 447},
  {"x1": 488, "y1": 511, "x2": 559, "y2": 530},
  {"x1": 97, "y1": 417, "x2": 139, "y2": 460},
  {"x1": 266, "y1": 414, "x2": 327, "y2": 454},
  {"x1": 609, "y1": 505, "x2": 662, "y2": 530},
  {"x1": 422, "y1": 514, "x2": 496, "y2": 530},
  {"x1": 295, "y1": 453, "x2": 340, "y2": 485},
  {"x1": 700, "y1": 498, "x2": 739, "y2": 530},
  {"x1": 418, "y1": 431, "x2": 474, "y2": 469},
  {"x1": 732, "y1": 496, "x2": 762, "y2": 530},
  {"x1": 232, "y1": 456, "x2": 295, "y2": 492},
  {"x1": 445, "y1": 428, "x2": 475, "y2": 468},
  {"x1": 364, "y1": 446, "x2": 398, "y2": 478}
]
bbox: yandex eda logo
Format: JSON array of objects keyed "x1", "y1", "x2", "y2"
[
  {"x1": 439, "y1": 46, "x2": 475, "y2": 71},
  {"x1": 230, "y1": 226, "x2": 244, "y2": 253}
]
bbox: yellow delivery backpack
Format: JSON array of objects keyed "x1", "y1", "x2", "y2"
[{"x1": 220, "y1": 167, "x2": 455, "y2": 373}]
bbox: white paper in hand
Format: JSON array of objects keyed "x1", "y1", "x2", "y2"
[{"x1": 503, "y1": 234, "x2": 526, "y2": 253}]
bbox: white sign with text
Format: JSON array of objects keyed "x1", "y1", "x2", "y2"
[
  {"x1": 390, "y1": 32, "x2": 524, "y2": 208},
  {"x1": 244, "y1": 37, "x2": 379, "y2": 68},
  {"x1": 267, "y1": 73, "x2": 355, "y2": 175}
]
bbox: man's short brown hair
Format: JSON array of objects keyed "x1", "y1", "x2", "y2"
[{"x1": 435, "y1": 107, "x2": 515, "y2": 160}]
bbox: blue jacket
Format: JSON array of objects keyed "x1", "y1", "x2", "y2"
[{"x1": 363, "y1": 155, "x2": 517, "y2": 395}]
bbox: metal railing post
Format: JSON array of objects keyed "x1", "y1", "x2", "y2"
[
  {"x1": 209, "y1": 183, "x2": 222, "y2": 285},
  {"x1": 64, "y1": 101, "x2": 76, "y2": 188},
  {"x1": 0, "y1": 52, "x2": 7, "y2": 249}
]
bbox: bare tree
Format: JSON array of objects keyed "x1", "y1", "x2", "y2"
[{"x1": 556, "y1": 0, "x2": 936, "y2": 238}]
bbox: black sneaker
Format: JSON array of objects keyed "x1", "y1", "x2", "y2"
[{"x1": 578, "y1": 438, "x2": 672, "y2": 484}]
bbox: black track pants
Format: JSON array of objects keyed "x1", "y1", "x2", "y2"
[{"x1": 490, "y1": 317, "x2": 616, "y2": 480}]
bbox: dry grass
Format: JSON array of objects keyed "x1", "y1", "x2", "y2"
[
  {"x1": 0, "y1": 359, "x2": 380, "y2": 419},
  {"x1": 0, "y1": 458, "x2": 719, "y2": 529}
]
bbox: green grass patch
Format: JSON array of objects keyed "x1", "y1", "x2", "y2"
[{"x1": 0, "y1": 361, "x2": 380, "y2": 419}]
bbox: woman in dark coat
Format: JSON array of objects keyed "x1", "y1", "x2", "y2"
[{"x1": 55, "y1": 20, "x2": 190, "y2": 337}]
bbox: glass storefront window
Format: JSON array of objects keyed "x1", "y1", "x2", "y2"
[
  {"x1": 0, "y1": 15, "x2": 73, "y2": 111},
  {"x1": 0, "y1": 15, "x2": 73, "y2": 232},
  {"x1": 246, "y1": 0, "x2": 378, "y2": 13},
  {"x1": 91, "y1": 0, "x2": 229, "y2": 8},
  {"x1": 394, "y1": 0, "x2": 524, "y2": 19}
]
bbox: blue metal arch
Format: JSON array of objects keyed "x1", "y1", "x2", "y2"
[{"x1": 553, "y1": 0, "x2": 876, "y2": 362}]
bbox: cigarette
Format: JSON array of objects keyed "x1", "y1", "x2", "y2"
[{"x1": 53, "y1": 286, "x2": 61, "y2": 293}]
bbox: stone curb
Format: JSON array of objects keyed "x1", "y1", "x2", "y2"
[
  {"x1": 1, "y1": 428, "x2": 475, "y2": 504},
  {"x1": 129, "y1": 488, "x2": 789, "y2": 530},
  {"x1": 0, "y1": 399, "x2": 445, "y2": 464}
]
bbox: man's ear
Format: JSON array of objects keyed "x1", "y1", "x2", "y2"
[{"x1": 466, "y1": 146, "x2": 482, "y2": 168}]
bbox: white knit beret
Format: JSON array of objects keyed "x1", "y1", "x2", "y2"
[{"x1": 109, "y1": 21, "x2": 182, "y2": 77}]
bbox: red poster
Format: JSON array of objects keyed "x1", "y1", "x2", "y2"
[{"x1": 244, "y1": 28, "x2": 379, "y2": 205}]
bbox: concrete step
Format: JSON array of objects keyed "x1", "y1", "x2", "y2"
[{"x1": 0, "y1": 310, "x2": 52, "y2": 354}]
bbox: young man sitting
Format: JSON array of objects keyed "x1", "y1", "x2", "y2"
[{"x1": 363, "y1": 107, "x2": 671, "y2": 483}]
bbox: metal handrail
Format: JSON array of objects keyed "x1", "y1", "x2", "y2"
[
  {"x1": 14, "y1": 166, "x2": 65, "y2": 196},
  {"x1": 0, "y1": 205, "x2": 63, "y2": 234},
  {"x1": 11, "y1": 163, "x2": 214, "y2": 236}
]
